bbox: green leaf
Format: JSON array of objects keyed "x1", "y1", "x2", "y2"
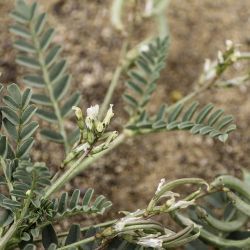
[
  {"x1": 57, "y1": 192, "x2": 68, "y2": 214},
  {"x1": 10, "y1": 11, "x2": 29, "y2": 24},
  {"x1": 168, "y1": 104, "x2": 183, "y2": 123},
  {"x1": 40, "y1": 28, "x2": 55, "y2": 50},
  {"x1": 23, "y1": 75, "x2": 45, "y2": 88},
  {"x1": 21, "y1": 104, "x2": 37, "y2": 125},
  {"x1": 182, "y1": 102, "x2": 199, "y2": 122},
  {"x1": 208, "y1": 109, "x2": 224, "y2": 126},
  {"x1": 123, "y1": 94, "x2": 138, "y2": 108},
  {"x1": 0, "y1": 210, "x2": 14, "y2": 227},
  {"x1": 53, "y1": 75, "x2": 71, "y2": 100},
  {"x1": 0, "y1": 136, "x2": 8, "y2": 157},
  {"x1": 22, "y1": 88, "x2": 32, "y2": 109},
  {"x1": 16, "y1": 56, "x2": 40, "y2": 70},
  {"x1": 40, "y1": 129, "x2": 64, "y2": 143},
  {"x1": 16, "y1": 138, "x2": 34, "y2": 158},
  {"x1": 1, "y1": 106, "x2": 19, "y2": 125},
  {"x1": 126, "y1": 81, "x2": 143, "y2": 94},
  {"x1": 7, "y1": 83, "x2": 22, "y2": 106},
  {"x1": 9, "y1": 25, "x2": 31, "y2": 39},
  {"x1": 65, "y1": 224, "x2": 81, "y2": 245},
  {"x1": 45, "y1": 45, "x2": 61, "y2": 68},
  {"x1": 82, "y1": 188, "x2": 94, "y2": 206},
  {"x1": 20, "y1": 121, "x2": 39, "y2": 141},
  {"x1": 49, "y1": 59, "x2": 67, "y2": 83},
  {"x1": 69, "y1": 189, "x2": 80, "y2": 209},
  {"x1": 218, "y1": 133, "x2": 228, "y2": 142},
  {"x1": 3, "y1": 119, "x2": 18, "y2": 140},
  {"x1": 42, "y1": 224, "x2": 58, "y2": 249},
  {"x1": 14, "y1": 40, "x2": 35, "y2": 53},
  {"x1": 3, "y1": 96, "x2": 19, "y2": 110},
  {"x1": 195, "y1": 103, "x2": 214, "y2": 123},
  {"x1": 36, "y1": 109, "x2": 58, "y2": 123},
  {"x1": 31, "y1": 94, "x2": 51, "y2": 106},
  {"x1": 35, "y1": 13, "x2": 47, "y2": 34},
  {"x1": 15, "y1": 0, "x2": 32, "y2": 20},
  {"x1": 23, "y1": 244, "x2": 36, "y2": 250}
]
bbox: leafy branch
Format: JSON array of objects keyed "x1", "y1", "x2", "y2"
[{"x1": 10, "y1": 0, "x2": 81, "y2": 153}]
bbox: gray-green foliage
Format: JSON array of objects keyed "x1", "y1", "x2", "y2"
[
  {"x1": 0, "y1": 83, "x2": 38, "y2": 159},
  {"x1": 182, "y1": 174, "x2": 250, "y2": 249},
  {"x1": 0, "y1": 0, "x2": 248, "y2": 249},
  {"x1": 124, "y1": 38, "x2": 236, "y2": 142},
  {"x1": 10, "y1": 0, "x2": 81, "y2": 152}
]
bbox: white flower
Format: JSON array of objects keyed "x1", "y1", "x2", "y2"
[
  {"x1": 103, "y1": 104, "x2": 114, "y2": 126},
  {"x1": 169, "y1": 200, "x2": 195, "y2": 210},
  {"x1": 85, "y1": 117, "x2": 93, "y2": 130},
  {"x1": 217, "y1": 50, "x2": 224, "y2": 64},
  {"x1": 140, "y1": 44, "x2": 150, "y2": 52},
  {"x1": 87, "y1": 104, "x2": 99, "y2": 120},
  {"x1": 226, "y1": 40, "x2": 233, "y2": 50},
  {"x1": 115, "y1": 217, "x2": 140, "y2": 232},
  {"x1": 204, "y1": 59, "x2": 211, "y2": 72},
  {"x1": 114, "y1": 209, "x2": 142, "y2": 232},
  {"x1": 231, "y1": 50, "x2": 241, "y2": 62},
  {"x1": 155, "y1": 178, "x2": 166, "y2": 194},
  {"x1": 138, "y1": 236, "x2": 163, "y2": 248}
]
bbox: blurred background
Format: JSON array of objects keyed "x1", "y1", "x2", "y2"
[{"x1": 1, "y1": 0, "x2": 250, "y2": 229}]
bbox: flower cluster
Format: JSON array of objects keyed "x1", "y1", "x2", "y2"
[
  {"x1": 201, "y1": 39, "x2": 241, "y2": 82},
  {"x1": 63, "y1": 104, "x2": 117, "y2": 165}
]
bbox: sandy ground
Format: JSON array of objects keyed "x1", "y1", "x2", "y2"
[{"x1": 1, "y1": 0, "x2": 250, "y2": 235}]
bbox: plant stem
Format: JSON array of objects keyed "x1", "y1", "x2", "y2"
[
  {"x1": 57, "y1": 220, "x2": 117, "y2": 238},
  {"x1": 0, "y1": 158, "x2": 14, "y2": 196},
  {"x1": 99, "y1": 41, "x2": 128, "y2": 119},
  {"x1": 165, "y1": 74, "x2": 220, "y2": 113},
  {"x1": 0, "y1": 195, "x2": 31, "y2": 250},
  {"x1": 44, "y1": 133, "x2": 126, "y2": 198},
  {"x1": 29, "y1": 23, "x2": 69, "y2": 153},
  {"x1": 111, "y1": 0, "x2": 125, "y2": 31},
  {"x1": 57, "y1": 236, "x2": 96, "y2": 250}
]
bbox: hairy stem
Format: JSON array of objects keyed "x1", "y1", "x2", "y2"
[
  {"x1": 0, "y1": 158, "x2": 14, "y2": 197},
  {"x1": 0, "y1": 193, "x2": 32, "y2": 250},
  {"x1": 29, "y1": 23, "x2": 69, "y2": 153},
  {"x1": 166, "y1": 74, "x2": 220, "y2": 113},
  {"x1": 57, "y1": 220, "x2": 117, "y2": 239},
  {"x1": 57, "y1": 236, "x2": 96, "y2": 250},
  {"x1": 44, "y1": 133, "x2": 126, "y2": 198},
  {"x1": 111, "y1": 0, "x2": 125, "y2": 31}
]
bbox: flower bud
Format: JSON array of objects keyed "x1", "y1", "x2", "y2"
[
  {"x1": 72, "y1": 106, "x2": 83, "y2": 120},
  {"x1": 72, "y1": 106, "x2": 84, "y2": 130},
  {"x1": 226, "y1": 40, "x2": 233, "y2": 51},
  {"x1": 26, "y1": 190, "x2": 31, "y2": 196},
  {"x1": 87, "y1": 131, "x2": 95, "y2": 144},
  {"x1": 103, "y1": 104, "x2": 114, "y2": 126},
  {"x1": 104, "y1": 131, "x2": 118, "y2": 147},
  {"x1": 95, "y1": 121, "x2": 104, "y2": 133},
  {"x1": 85, "y1": 117, "x2": 93, "y2": 130}
]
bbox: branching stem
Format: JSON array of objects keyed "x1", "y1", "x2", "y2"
[{"x1": 44, "y1": 133, "x2": 126, "y2": 198}]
